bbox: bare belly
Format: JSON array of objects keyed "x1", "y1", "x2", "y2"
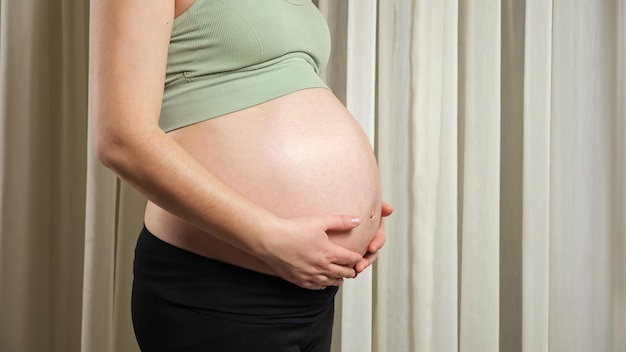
[{"x1": 144, "y1": 88, "x2": 382, "y2": 275}]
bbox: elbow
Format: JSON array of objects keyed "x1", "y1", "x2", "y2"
[
  {"x1": 94, "y1": 134, "x2": 125, "y2": 170},
  {"x1": 92, "y1": 124, "x2": 161, "y2": 174},
  {"x1": 92, "y1": 123, "x2": 136, "y2": 172},
  {"x1": 91, "y1": 112, "x2": 128, "y2": 169},
  {"x1": 91, "y1": 115, "x2": 163, "y2": 174}
]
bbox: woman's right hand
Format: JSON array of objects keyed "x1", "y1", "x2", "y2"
[{"x1": 258, "y1": 215, "x2": 364, "y2": 290}]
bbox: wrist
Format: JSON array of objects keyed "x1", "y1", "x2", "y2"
[{"x1": 249, "y1": 212, "x2": 284, "y2": 260}]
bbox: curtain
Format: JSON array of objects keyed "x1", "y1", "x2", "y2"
[
  {"x1": 1, "y1": 0, "x2": 624, "y2": 352},
  {"x1": 0, "y1": 0, "x2": 89, "y2": 350},
  {"x1": 370, "y1": 1, "x2": 626, "y2": 352}
]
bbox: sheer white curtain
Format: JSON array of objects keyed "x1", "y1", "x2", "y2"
[{"x1": 328, "y1": 0, "x2": 626, "y2": 351}]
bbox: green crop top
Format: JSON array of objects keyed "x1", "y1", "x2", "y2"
[{"x1": 159, "y1": 0, "x2": 331, "y2": 132}]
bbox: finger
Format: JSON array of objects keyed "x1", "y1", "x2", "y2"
[
  {"x1": 324, "y1": 215, "x2": 361, "y2": 232},
  {"x1": 330, "y1": 278, "x2": 344, "y2": 287},
  {"x1": 309, "y1": 281, "x2": 327, "y2": 290},
  {"x1": 309, "y1": 274, "x2": 344, "y2": 289},
  {"x1": 308, "y1": 283, "x2": 328, "y2": 291},
  {"x1": 322, "y1": 277, "x2": 344, "y2": 287},
  {"x1": 303, "y1": 274, "x2": 333, "y2": 290},
  {"x1": 329, "y1": 246, "x2": 363, "y2": 269},
  {"x1": 381, "y1": 202, "x2": 393, "y2": 217},
  {"x1": 368, "y1": 220, "x2": 386, "y2": 252},
  {"x1": 355, "y1": 251, "x2": 377, "y2": 274},
  {"x1": 328, "y1": 262, "x2": 357, "y2": 279}
]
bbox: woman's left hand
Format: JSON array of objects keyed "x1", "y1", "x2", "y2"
[{"x1": 355, "y1": 202, "x2": 393, "y2": 274}]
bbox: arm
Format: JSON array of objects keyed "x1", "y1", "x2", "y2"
[{"x1": 89, "y1": 0, "x2": 363, "y2": 289}]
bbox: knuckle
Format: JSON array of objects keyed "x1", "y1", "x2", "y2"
[{"x1": 341, "y1": 216, "x2": 350, "y2": 228}]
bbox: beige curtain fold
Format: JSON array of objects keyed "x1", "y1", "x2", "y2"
[
  {"x1": 521, "y1": 1, "x2": 552, "y2": 351},
  {"x1": 1, "y1": 0, "x2": 624, "y2": 351},
  {"x1": 457, "y1": 1, "x2": 502, "y2": 350},
  {"x1": 616, "y1": 1, "x2": 626, "y2": 350},
  {"x1": 0, "y1": 0, "x2": 88, "y2": 351},
  {"x1": 549, "y1": 1, "x2": 622, "y2": 350},
  {"x1": 372, "y1": 0, "x2": 625, "y2": 351},
  {"x1": 82, "y1": 161, "x2": 143, "y2": 352},
  {"x1": 376, "y1": 1, "x2": 460, "y2": 351}
]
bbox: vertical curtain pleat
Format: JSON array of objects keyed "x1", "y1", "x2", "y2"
[
  {"x1": 500, "y1": 1, "x2": 525, "y2": 351},
  {"x1": 112, "y1": 185, "x2": 145, "y2": 351},
  {"x1": 0, "y1": 2, "x2": 52, "y2": 350},
  {"x1": 316, "y1": 0, "x2": 348, "y2": 105},
  {"x1": 375, "y1": 0, "x2": 415, "y2": 350},
  {"x1": 49, "y1": 0, "x2": 89, "y2": 349},
  {"x1": 377, "y1": 1, "x2": 460, "y2": 351},
  {"x1": 614, "y1": 3, "x2": 626, "y2": 352},
  {"x1": 457, "y1": 0, "x2": 501, "y2": 350},
  {"x1": 0, "y1": 0, "x2": 87, "y2": 351},
  {"x1": 82, "y1": 160, "x2": 118, "y2": 352},
  {"x1": 82, "y1": 156, "x2": 143, "y2": 352},
  {"x1": 550, "y1": 1, "x2": 620, "y2": 351},
  {"x1": 408, "y1": 1, "x2": 459, "y2": 352},
  {"x1": 522, "y1": 1, "x2": 552, "y2": 352}
]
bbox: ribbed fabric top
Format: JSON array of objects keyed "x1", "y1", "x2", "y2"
[{"x1": 160, "y1": 0, "x2": 331, "y2": 132}]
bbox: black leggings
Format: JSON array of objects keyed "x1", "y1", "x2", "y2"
[{"x1": 131, "y1": 226, "x2": 338, "y2": 352}]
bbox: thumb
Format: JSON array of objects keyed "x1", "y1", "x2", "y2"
[{"x1": 324, "y1": 215, "x2": 361, "y2": 232}]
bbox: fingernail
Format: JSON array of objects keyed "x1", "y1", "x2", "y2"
[{"x1": 351, "y1": 217, "x2": 361, "y2": 225}]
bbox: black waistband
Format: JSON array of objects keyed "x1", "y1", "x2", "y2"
[{"x1": 132, "y1": 226, "x2": 338, "y2": 324}]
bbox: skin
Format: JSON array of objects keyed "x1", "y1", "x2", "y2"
[{"x1": 90, "y1": 0, "x2": 391, "y2": 290}]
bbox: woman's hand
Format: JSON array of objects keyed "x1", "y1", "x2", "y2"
[
  {"x1": 355, "y1": 202, "x2": 393, "y2": 274},
  {"x1": 258, "y1": 215, "x2": 365, "y2": 290}
]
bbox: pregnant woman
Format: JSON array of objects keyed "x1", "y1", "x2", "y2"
[{"x1": 90, "y1": 0, "x2": 390, "y2": 350}]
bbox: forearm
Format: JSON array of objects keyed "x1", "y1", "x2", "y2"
[{"x1": 96, "y1": 125, "x2": 277, "y2": 257}]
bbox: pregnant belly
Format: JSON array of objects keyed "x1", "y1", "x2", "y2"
[{"x1": 144, "y1": 88, "x2": 382, "y2": 274}]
